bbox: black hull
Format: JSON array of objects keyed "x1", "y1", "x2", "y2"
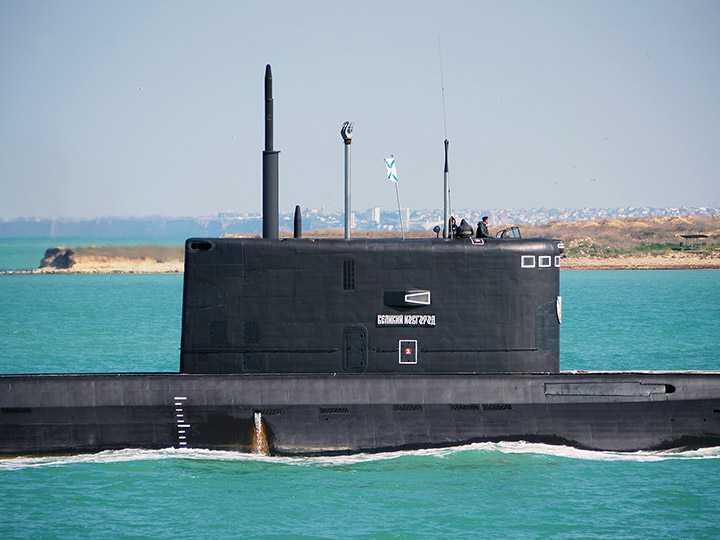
[{"x1": 2, "y1": 372, "x2": 720, "y2": 457}]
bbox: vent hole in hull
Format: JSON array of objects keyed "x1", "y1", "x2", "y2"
[
  {"x1": 393, "y1": 404, "x2": 423, "y2": 411},
  {"x1": 319, "y1": 407, "x2": 350, "y2": 414}
]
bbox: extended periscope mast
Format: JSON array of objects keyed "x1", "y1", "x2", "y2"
[{"x1": 1, "y1": 66, "x2": 720, "y2": 457}]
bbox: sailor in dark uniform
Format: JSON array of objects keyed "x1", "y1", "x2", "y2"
[
  {"x1": 449, "y1": 216, "x2": 458, "y2": 238},
  {"x1": 476, "y1": 216, "x2": 490, "y2": 238}
]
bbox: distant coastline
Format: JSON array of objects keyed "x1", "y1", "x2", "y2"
[
  {"x1": 2, "y1": 206, "x2": 718, "y2": 239},
  {"x1": 31, "y1": 245, "x2": 184, "y2": 274},
  {"x1": 25, "y1": 253, "x2": 718, "y2": 274},
  {"x1": 5, "y1": 214, "x2": 717, "y2": 274},
  {"x1": 561, "y1": 254, "x2": 720, "y2": 270}
]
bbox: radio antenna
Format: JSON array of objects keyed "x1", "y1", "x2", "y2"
[
  {"x1": 439, "y1": 39, "x2": 448, "y2": 141},
  {"x1": 439, "y1": 39, "x2": 451, "y2": 238}
]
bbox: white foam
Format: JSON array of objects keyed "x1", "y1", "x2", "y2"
[
  {"x1": 468, "y1": 441, "x2": 720, "y2": 462},
  {"x1": 2, "y1": 442, "x2": 719, "y2": 471}
]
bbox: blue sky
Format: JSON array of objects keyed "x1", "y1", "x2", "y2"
[{"x1": 1, "y1": 0, "x2": 718, "y2": 219}]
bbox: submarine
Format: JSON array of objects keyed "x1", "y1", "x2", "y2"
[{"x1": 2, "y1": 66, "x2": 720, "y2": 457}]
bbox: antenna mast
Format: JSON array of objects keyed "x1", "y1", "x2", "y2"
[
  {"x1": 341, "y1": 121, "x2": 354, "y2": 239},
  {"x1": 439, "y1": 40, "x2": 451, "y2": 238}
]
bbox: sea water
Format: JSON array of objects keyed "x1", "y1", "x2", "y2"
[{"x1": 1, "y1": 244, "x2": 719, "y2": 538}]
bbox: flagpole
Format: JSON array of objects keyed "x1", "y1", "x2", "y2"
[{"x1": 395, "y1": 182, "x2": 405, "y2": 240}]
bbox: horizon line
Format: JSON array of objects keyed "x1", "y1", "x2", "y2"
[{"x1": 3, "y1": 204, "x2": 719, "y2": 222}]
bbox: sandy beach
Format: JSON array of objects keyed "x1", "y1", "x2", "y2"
[
  {"x1": 32, "y1": 256, "x2": 184, "y2": 274},
  {"x1": 23, "y1": 216, "x2": 720, "y2": 273},
  {"x1": 561, "y1": 252, "x2": 720, "y2": 270},
  {"x1": 25, "y1": 252, "x2": 719, "y2": 274}
]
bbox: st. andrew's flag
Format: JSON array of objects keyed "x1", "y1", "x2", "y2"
[{"x1": 384, "y1": 156, "x2": 398, "y2": 183}]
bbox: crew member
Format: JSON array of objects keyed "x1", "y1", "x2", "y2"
[
  {"x1": 449, "y1": 216, "x2": 458, "y2": 238},
  {"x1": 457, "y1": 218, "x2": 474, "y2": 238},
  {"x1": 476, "y1": 216, "x2": 490, "y2": 238}
]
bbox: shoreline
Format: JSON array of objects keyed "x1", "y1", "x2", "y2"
[
  {"x1": 2, "y1": 254, "x2": 718, "y2": 274},
  {"x1": 2, "y1": 259, "x2": 184, "y2": 275},
  {"x1": 561, "y1": 253, "x2": 720, "y2": 270}
]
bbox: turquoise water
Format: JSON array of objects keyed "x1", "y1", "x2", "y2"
[
  {"x1": 1, "y1": 269, "x2": 717, "y2": 374},
  {"x1": 560, "y1": 270, "x2": 720, "y2": 371},
  {"x1": 1, "y1": 247, "x2": 719, "y2": 538},
  {"x1": 3, "y1": 446, "x2": 719, "y2": 540},
  {"x1": 0, "y1": 273, "x2": 181, "y2": 373}
]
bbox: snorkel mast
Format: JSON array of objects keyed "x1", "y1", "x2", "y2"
[{"x1": 262, "y1": 64, "x2": 279, "y2": 239}]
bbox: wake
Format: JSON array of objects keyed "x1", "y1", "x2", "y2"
[{"x1": 3, "y1": 441, "x2": 720, "y2": 471}]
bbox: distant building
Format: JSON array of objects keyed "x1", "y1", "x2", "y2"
[{"x1": 2, "y1": 206, "x2": 719, "y2": 238}]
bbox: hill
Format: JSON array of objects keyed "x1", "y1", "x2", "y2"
[
  {"x1": 522, "y1": 215, "x2": 720, "y2": 269},
  {"x1": 29, "y1": 215, "x2": 720, "y2": 273}
]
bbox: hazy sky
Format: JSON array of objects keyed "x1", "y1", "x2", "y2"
[{"x1": 1, "y1": 0, "x2": 718, "y2": 219}]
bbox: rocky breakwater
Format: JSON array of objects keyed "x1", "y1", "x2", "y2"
[{"x1": 38, "y1": 245, "x2": 184, "y2": 274}]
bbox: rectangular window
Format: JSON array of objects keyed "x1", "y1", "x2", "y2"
[
  {"x1": 539, "y1": 255, "x2": 552, "y2": 268},
  {"x1": 521, "y1": 255, "x2": 536, "y2": 268},
  {"x1": 554, "y1": 255, "x2": 561, "y2": 267}
]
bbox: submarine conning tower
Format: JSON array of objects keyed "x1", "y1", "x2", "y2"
[
  {"x1": 180, "y1": 237, "x2": 562, "y2": 374},
  {"x1": 179, "y1": 65, "x2": 562, "y2": 375}
]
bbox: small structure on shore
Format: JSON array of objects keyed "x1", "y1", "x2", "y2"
[{"x1": 679, "y1": 234, "x2": 709, "y2": 250}]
